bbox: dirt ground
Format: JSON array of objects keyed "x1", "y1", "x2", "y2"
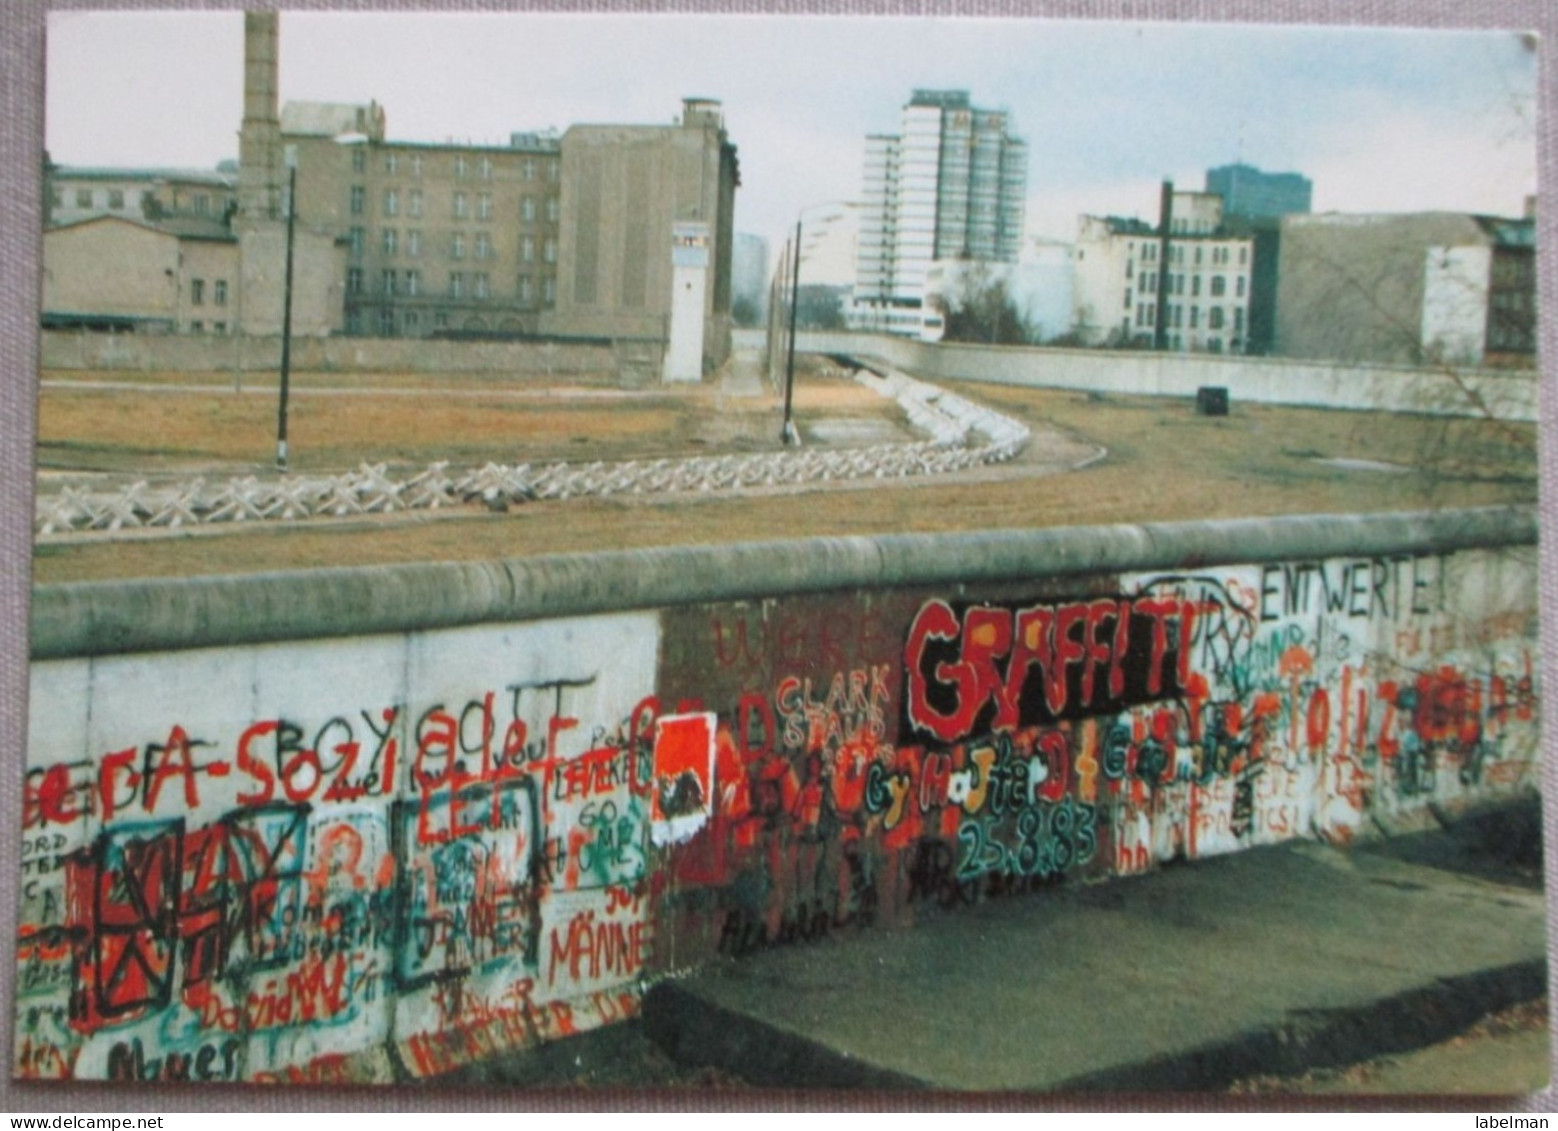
[
  {"x1": 1228, "y1": 997, "x2": 1551, "y2": 1096},
  {"x1": 31, "y1": 358, "x2": 1538, "y2": 585}
]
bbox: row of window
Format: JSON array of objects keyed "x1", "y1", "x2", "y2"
[
  {"x1": 349, "y1": 186, "x2": 559, "y2": 223},
  {"x1": 1132, "y1": 272, "x2": 1247, "y2": 299},
  {"x1": 52, "y1": 187, "x2": 216, "y2": 215},
  {"x1": 1129, "y1": 242, "x2": 1250, "y2": 268},
  {"x1": 56, "y1": 188, "x2": 129, "y2": 210},
  {"x1": 349, "y1": 148, "x2": 560, "y2": 182},
  {"x1": 188, "y1": 278, "x2": 228, "y2": 306},
  {"x1": 346, "y1": 268, "x2": 556, "y2": 303},
  {"x1": 1133, "y1": 301, "x2": 1245, "y2": 332},
  {"x1": 348, "y1": 227, "x2": 556, "y2": 264}
]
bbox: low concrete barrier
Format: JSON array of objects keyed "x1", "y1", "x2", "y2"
[
  {"x1": 729, "y1": 328, "x2": 1538, "y2": 421},
  {"x1": 41, "y1": 329, "x2": 618, "y2": 380},
  {"x1": 16, "y1": 507, "x2": 1541, "y2": 1083}
]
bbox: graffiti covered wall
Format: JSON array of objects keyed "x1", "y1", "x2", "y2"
[
  {"x1": 18, "y1": 615, "x2": 661, "y2": 1083},
  {"x1": 652, "y1": 549, "x2": 1539, "y2": 967},
  {"x1": 15, "y1": 515, "x2": 1541, "y2": 1082}
]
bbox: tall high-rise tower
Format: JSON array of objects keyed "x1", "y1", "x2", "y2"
[
  {"x1": 238, "y1": 11, "x2": 283, "y2": 223},
  {"x1": 853, "y1": 90, "x2": 1027, "y2": 334}
]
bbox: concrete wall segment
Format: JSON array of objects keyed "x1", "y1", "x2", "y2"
[
  {"x1": 745, "y1": 328, "x2": 1540, "y2": 421},
  {"x1": 31, "y1": 506, "x2": 1539, "y2": 661}
]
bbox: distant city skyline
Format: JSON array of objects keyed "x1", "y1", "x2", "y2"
[{"x1": 45, "y1": 13, "x2": 1538, "y2": 253}]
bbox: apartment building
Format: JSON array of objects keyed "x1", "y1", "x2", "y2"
[
  {"x1": 851, "y1": 89, "x2": 1027, "y2": 337},
  {"x1": 281, "y1": 103, "x2": 564, "y2": 338},
  {"x1": 1073, "y1": 189, "x2": 1255, "y2": 354},
  {"x1": 46, "y1": 166, "x2": 238, "y2": 230}
]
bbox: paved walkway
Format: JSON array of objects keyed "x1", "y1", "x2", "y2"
[{"x1": 642, "y1": 820, "x2": 1549, "y2": 1093}]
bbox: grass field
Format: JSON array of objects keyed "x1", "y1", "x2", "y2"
[{"x1": 32, "y1": 360, "x2": 1538, "y2": 584}]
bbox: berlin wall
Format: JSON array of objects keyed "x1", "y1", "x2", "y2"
[
  {"x1": 742, "y1": 329, "x2": 1540, "y2": 422},
  {"x1": 39, "y1": 330, "x2": 619, "y2": 382},
  {"x1": 14, "y1": 508, "x2": 1541, "y2": 1084}
]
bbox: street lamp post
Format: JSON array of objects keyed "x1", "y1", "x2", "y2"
[
  {"x1": 276, "y1": 145, "x2": 298, "y2": 471},
  {"x1": 777, "y1": 203, "x2": 844, "y2": 446},
  {"x1": 781, "y1": 217, "x2": 802, "y2": 446}
]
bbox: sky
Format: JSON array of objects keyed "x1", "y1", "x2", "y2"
[{"x1": 45, "y1": 12, "x2": 1539, "y2": 253}]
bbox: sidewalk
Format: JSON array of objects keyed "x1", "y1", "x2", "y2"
[{"x1": 641, "y1": 821, "x2": 1549, "y2": 1093}]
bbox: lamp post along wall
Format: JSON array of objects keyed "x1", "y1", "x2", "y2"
[
  {"x1": 276, "y1": 146, "x2": 297, "y2": 471},
  {"x1": 782, "y1": 218, "x2": 801, "y2": 445}
]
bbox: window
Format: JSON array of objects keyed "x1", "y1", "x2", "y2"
[
  {"x1": 478, "y1": 193, "x2": 492, "y2": 220},
  {"x1": 349, "y1": 227, "x2": 365, "y2": 258},
  {"x1": 475, "y1": 232, "x2": 492, "y2": 260},
  {"x1": 410, "y1": 155, "x2": 423, "y2": 178},
  {"x1": 435, "y1": 312, "x2": 448, "y2": 329},
  {"x1": 1125, "y1": 259, "x2": 1134, "y2": 279},
  {"x1": 404, "y1": 310, "x2": 419, "y2": 331},
  {"x1": 452, "y1": 232, "x2": 465, "y2": 260},
  {"x1": 453, "y1": 192, "x2": 468, "y2": 219},
  {"x1": 382, "y1": 269, "x2": 397, "y2": 296},
  {"x1": 479, "y1": 156, "x2": 492, "y2": 180},
  {"x1": 449, "y1": 272, "x2": 464, "y2": 298},
  {"x1": 382, "y1": 229, "x2": 398, "y2": 256},
  {"x1": 1239, "y1": 246, "x2": 1249, "y2": 266},
  {"x1": 1191, "y1": 276, "x2": 1201, "y2": 297},
  {"x1": 384, "y1": 189, "x2": 399, "y2": 217},
  {"x1": 214, "y1": 280, "x2": 227, "y2": 306},
  {"x1": 407, "y1": 230, "x2": 421, "y2": 258},
  {"x1": 1234, "y1": 308, "x2": 1245, "y2": 333},
  {"x1": 545, "y1": 196, "x2": 559, "y2": 222},
  {"x1": 542, "y1": 276, "x2": 555, "y2": 302},
  {"x1": 454, "y1": 155, "x2": 468, "y2": 179},
  {"x1": 405, "y1": 269, "x2": 420, "y2": 296},
  {"x1": 1209, "y1": 307, "x2": 1224, "y2": 330},
  {"x1": 1236, "y1": 276, "x2": 1246, "y2": 298},
  {"x1": 1123, "y1": 289, "x2": 1132, "y2": 310},
  {"x1": 49, "y1": 188, "x2": 62, "y2": 208},
  {"x1": 378, "y1": 308, "x2": 395, "y2": 336},
  {"x1": 385, "y1": 154, "x2": 398, "y2": 175},
  {"x1": 1194, "y1": 246, "x2": 1203, "y2": 266},
  {"x1": 347, "y1": 267, "x2": 363, "y2": 294},
  {"x1": 1189, "y1": 306, "x2": 1199, "y2": 329},
  {"x1": 108, "y1": 189, "x2": 125, "y2": 210},
  {"x1": 518, "y1": 275, "x2": 533, "y2": 302},
  {"x1": 76, "y1": 188, "x2": 93, "y2": 208},
  {"x1": 546, "y1": 161, "x2": 559, "y2": 182},
  {"x1": 474, "y1": 272, "x2": 489, "y2": 299},
  {"x1": 1210, "y1": 276, "x2": 1226, "y2": 297},
  {"x1": 194, "y1": 194, "x2": 210, "y2": 216},
  {"x1": 352, "y1": 148, "x2": 366, "y2": 174},
  {"x1": 521, "y1": 235, "x2": 535, "y2": 263},
  {"x1": 190, "y1": 279, "x2": 205, "y2": 305},
  {"x1": 523, "y1": 159, "x2": 536, "y2": 181},
  {"x1": 350, "y1": 186, "x2": 365, "y2": 215},
  {"x1": 213, "y1": 322, "x2": 226, "y2": 334},
  {"x1": 191, "y1": 321, "x2": 204, "y2": 332},
  {"x1": 521, "y1": 196, "x2": 536, "y2": 222},
  {"x1": 409, "y1": 189, "x2": 423, "y2": 218}
]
